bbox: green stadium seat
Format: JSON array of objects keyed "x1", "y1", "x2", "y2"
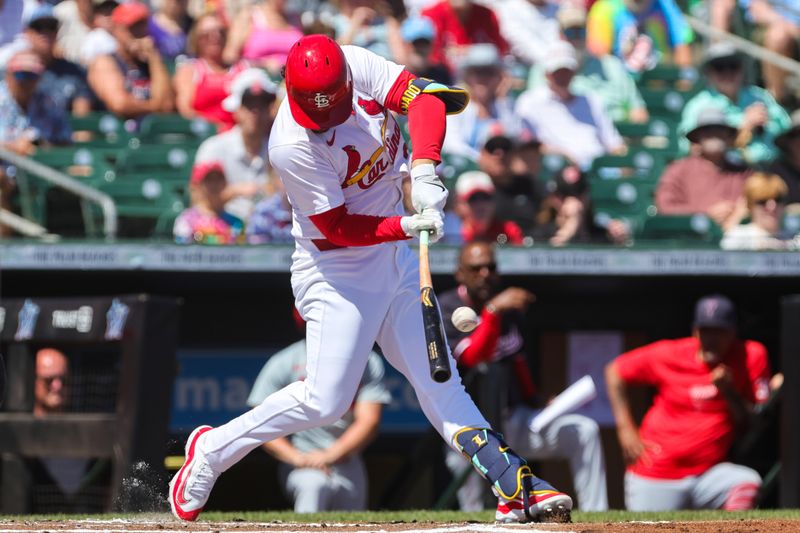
[
  {"x1": 638, "y1": 64, "x2": 699, "y2": 91},
  {"x1": 440, "y1": 153, "x2": 479, "y2": 188},
  {"x1": 70, "y1": 112, "x2": 137, "y2": 150},
  {"x1": 137, "y1": 114, "x2": 215, "y2": 145},
  {"x1": 640, "y1": 87, "x2": 692, "y2": 119},
  {"x1": 635, "y1": 214, "x2": 723, "y2": 245},
  {"x1": 615, "y1": 119, "x2": 680, "y2": 155},
  {"x1": 590, "y1": 151, "x2": 666, "y2": 181},
  {"x1": 115, "y1": 144, "x2": 196, "y2": 176},
  {"x1": 94, "y1": 179, "x2": 186, "y2": 238},
  {"x1": 589, "y1": 178, "x2": 657, "y2": 232}
]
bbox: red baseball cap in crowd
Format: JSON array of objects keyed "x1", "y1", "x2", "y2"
[
  {"x1": 111, "y1": 1, "x2": 150, "y2": 27},
  {"x1": 190, "y1": 161, "x2": 225, "y2": 185},
  {"x1": 456, "y1": 171, "x2": 495, "y2": 201}
]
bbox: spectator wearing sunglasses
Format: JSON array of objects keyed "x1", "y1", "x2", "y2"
[
  {"x1": 0, "y1": 4, "x2": 93, "y2": 115},
  {"x1": 721, "y1": 172, "x2": 798, "y2": 250},
  {"x1": 453, "y1": 170, "x2": 524, "y2": 245},
  {"x1": 679, "y1": 42, "x2": 790, "y2": 165},
  {"x1": 173, "y1": 12, "x2": 250, "y2": 131},
  {"x1": 0, "y1": 51, "x2": 71, "y2": 235}
]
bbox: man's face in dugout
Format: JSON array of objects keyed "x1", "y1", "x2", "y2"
[
  {"x1": 456, "y1": 242, "x2": 500, "y2": 303},
  {"x1": 695, "y1": 326, "x2": 737, "y2": 366}
]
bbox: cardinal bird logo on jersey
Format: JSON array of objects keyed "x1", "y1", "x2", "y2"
[
  {"x1": 357, "y1": 97, "x2": 384, "y2": 116},
  {"x1": 343, "y1": 145, "x2": 363, "y2": 181}
]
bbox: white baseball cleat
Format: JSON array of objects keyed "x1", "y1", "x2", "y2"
[
  {"x1": 495, "y1": 476, "x2": 573, "y2": 523},
  {"x1": 168, "y1": 425, "x2": 218, "y2": 521}
]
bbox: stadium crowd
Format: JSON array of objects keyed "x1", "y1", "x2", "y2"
[{"x1": 0, "y1": 0, "x2": 799, "y2": 248}]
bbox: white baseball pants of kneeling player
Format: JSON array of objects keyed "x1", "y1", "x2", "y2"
[{"x1": 200, "y1": 242, "x2": 490, "y2": 473}]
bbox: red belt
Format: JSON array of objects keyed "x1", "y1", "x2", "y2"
[{"x1": 312, "y1": 238, "x2": 346, "y2": 251}]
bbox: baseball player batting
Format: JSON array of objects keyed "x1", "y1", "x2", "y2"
[{"x1": 169, "y1": 35, "x2": 572, "y2": 524}]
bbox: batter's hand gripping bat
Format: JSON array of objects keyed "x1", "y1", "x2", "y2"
[{"x1": 419, "y1": 230, "x2": 452, "y2": 383}]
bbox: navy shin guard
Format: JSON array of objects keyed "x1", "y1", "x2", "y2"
[{"x1": 452, "y1": 427, "x2": 533, "y2": 503}]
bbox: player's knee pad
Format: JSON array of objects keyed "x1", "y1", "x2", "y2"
[{"x1": 452, "y1": 427, "x2": 531, "y2": 501}]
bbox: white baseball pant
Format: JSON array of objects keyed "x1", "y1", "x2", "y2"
[{"x1": 200, "y1": 242, "x2": 489, "y2": 473}]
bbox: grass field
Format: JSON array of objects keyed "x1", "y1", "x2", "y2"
[{"x1": 2, "y1": 510, "x2": 800, "y2": 533}]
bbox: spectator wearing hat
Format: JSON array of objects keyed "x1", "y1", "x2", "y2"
[
  {"x1": 721, "y1": 172, "x2": 797, "y2": 250},
  {"x1": 516, "y1": 40, "x2": 624, "y2": 170},
  {"x1": 606, "y1": 294, "x2": 772, "y2": 511},
  {"x1": 420, "y1": 0, "x2": 509, "y2": 73},
  {"x1": 194, "y1": 68, "x2": 278, "y2": 220},
  {"x1": 174, "y1": 160, "x2": 245, "y2": 244},
  {"x1": 768, "y1": 110, "x2": 800, "y2": 206},
  {"x1": 0, "y1": 50, "x2": 72, "y2": 236},
  {"x1": 741, "y1": 0, "x2": 800, "y2": 103},
  {"x1": 0, "y1": 4, "x2": 93, "y2": 115},
  {"x1": 453, "y1": 170, "x2": 524, "y2": 245},
  {"x1": 680, "y1": 42, "x2": 790, "y2": 165},
  {"x1": 658, "y1": 107, "x2": 752, "y2": 231},
  {"x1": 87, "y1": 1, "x2": 174, "y2": 120},
  {"x1": 442, "y1": 44, "x2": 522, "y2": 162},
  {"x1": 476, "y1": 135, "x2": 546, "y2": 237},
  {"x1": 492, "y1": 0, "x2": 560, "y2": 66},
  {"x1": 173, "y1": 11, "x2": 250, "y2": 132},
  {"x1": 587, "y1": 0, "x2": 693, "y2": 73},
  {"x1": 396, "y1": 16, "x2": 452, "y2": 84},
  {"x1": 528, "y1": 4, "x2": 648, "y2": 124}
]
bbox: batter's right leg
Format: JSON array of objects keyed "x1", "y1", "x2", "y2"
[
  {"x1": 169, "y1": 278, "x2": 388, "y2": 521},
  {"x1": 376, "y1": 247, "x2": 572, "y2": 523}
]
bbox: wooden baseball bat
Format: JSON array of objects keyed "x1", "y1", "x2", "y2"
[{"x1": 419, "y1": 230, "x2": 452, "y2": 383}]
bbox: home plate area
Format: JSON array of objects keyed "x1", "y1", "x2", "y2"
[{"x1": 2, "y1": 518, "x2": 800, "y2": 533}]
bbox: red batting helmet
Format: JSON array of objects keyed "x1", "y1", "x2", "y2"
[{"x1": 284, "y1": 35, "x2": 353, "y2": 130}]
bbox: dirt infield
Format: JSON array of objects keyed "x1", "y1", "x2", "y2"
[{"x1": 2, "y1": 519, "x2": 800, "y2": 533}]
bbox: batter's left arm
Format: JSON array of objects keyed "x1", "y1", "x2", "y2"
[{"x1": 384, "y1": 71, "x2": 470, "y2": 213}]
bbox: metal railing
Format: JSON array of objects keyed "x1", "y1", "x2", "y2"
[
  {"x1": 0, "y1": 147, "x2": 118, "y2": 239},
  {"x1": 686, "y1": 15, "x2": 800, "y2": 79}
]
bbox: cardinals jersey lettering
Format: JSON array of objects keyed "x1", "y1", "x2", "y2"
[{"x1": 269, "y1": 46, "x2": 409, "y2": 260}]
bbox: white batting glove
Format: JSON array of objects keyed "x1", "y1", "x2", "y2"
[
  {"x1": 411, "y1": 163, "x2": 448, "y2": 214},
  {"x1": 400, "y1": 208, "x2": 444, "y2": 243}
]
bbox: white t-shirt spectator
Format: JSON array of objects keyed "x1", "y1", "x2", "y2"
[
  {"x1": 80, "y1": 28, "x2": 117, "y2": 66},
  {"x1": 492, "y1": 0, "x2": 560, "y2": 66},
  {"x1": 54, "y1": 0, "x2": 91, "y2": 65},
  {"x1": 194, "y1": 126, "x2": 270, "y2": 220},
  {"x1": 516, "y1": 86, "x2": 624, "y2": 169}
]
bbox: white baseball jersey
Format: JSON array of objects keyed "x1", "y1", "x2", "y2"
[{"x1": 268, "y1": 46, "x2": 410, "y2": 261}]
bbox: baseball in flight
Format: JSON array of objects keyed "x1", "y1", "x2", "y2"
[{"x1": 452, "y1": 306, "x2": 479, "y2": 332}]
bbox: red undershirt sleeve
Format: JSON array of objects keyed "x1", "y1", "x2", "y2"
[
  {"x1": 458, "y1": 309, "x2": 503, "y2": 368},
  {"x1": 309, "y1": 204, "x2": 409, "y2": 247},
  {"x1": 384, "y1": 71, "x2": 446, "y2": 163}
]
